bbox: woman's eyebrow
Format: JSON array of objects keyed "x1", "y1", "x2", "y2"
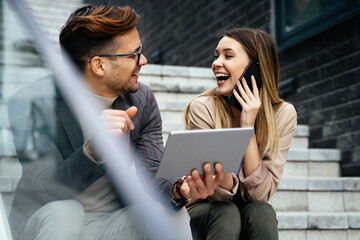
[
  {"x1": 215, "y1": 48, "x2": 235, "y2": 53},
  {"x1": 223, "y1": 48, "x2": 235, "y2": 52}
]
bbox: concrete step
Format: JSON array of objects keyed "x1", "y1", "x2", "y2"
[
  {"x1": 0, "y1": 126, "x2": 336, "y2": 177},
  {"x1": 140, "y1": 64, "x2": 214, "y2": 81},
  {"x1": 158, "y1": 98, "x2": 309, "y2": 148},
  {"x1": 292, "y1": 125, "x2": 309, "y2": 149},
  {"x1": 284, "y1": 148, "x2": 340, "y2": 177},
  {"x1": 270, "y1": 177, "x2": 360, "y2": 212},
  {"x1": 139, "y1": 64, "x2": 215, "y2": 95},
  {"x1": 154, "y1": 92, "x2": 198, "y2": 103},
  {"x1": 0, "y1": 67, "x2": 52, "y2": 100},
  {"x1": 0, "y1": 157, "x2": 21, "y2": 216},
  {"x1": 158, "y1": 100, "x2": 189, "y2": 112},
  {"x1": 277, "y1": 212, "x2": 360, "y2": 240},
  {"x1": 279, "y1": 229, "x2": 360, "y2": 240},
  {"x1": 0, "y1": 158, "x2": 22, "y2": 189},
  {"x1": 0, "y1": 194, "x2": 12, "y2": 240},
  {"x1": 147, "y1": 80, "x2": 215, "y2": 94},
  {"x1": 161, "y1": 125, "x2": 333, "y2": 177}
]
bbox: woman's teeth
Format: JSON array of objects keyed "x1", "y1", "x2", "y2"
[{"x1": 215, "y1": 73, "x2": 230, "y2": 81}]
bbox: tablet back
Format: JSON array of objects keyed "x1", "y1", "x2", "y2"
[{"x1": 156, "y1": 128, "x2": 254, "y2": 178}]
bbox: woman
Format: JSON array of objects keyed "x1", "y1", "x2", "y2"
[{"x1": 183, "y1": 28, "x2": 297, "y2": 239}]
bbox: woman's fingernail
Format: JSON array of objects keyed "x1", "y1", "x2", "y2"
[
  {"x1": 205, "y1": 164, "x2": 211, "y2": 171},
  {"x1": 215, "y1": 164, "x2": 222, "y2": 171}
]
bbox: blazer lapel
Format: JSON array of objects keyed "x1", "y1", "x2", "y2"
[
  {"x1": 112, "y1": 95, "x2": 127, "y2": 110},
  {"x1": 55, "y1": 99, "x2": 83, "y2": 150}
]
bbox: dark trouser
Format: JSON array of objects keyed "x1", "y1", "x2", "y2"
[
  {"x1": 188, "y1": 201, "x2": 241, "y2": 240},
  {"x1": 232, "y1": 189, "x2": 279, "y2": 240}
]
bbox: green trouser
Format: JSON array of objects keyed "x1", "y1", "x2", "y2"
[
  {"x1": 188, "y1": 194, "x2": 278, "y2": 240},
  {"x1": 188, "y1": 201, "x2": 241, "y2": 240},
  {"x1": 233, "y1": 188, "x2": 279, "y2": 240}
]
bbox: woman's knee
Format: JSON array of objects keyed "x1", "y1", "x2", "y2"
[
  {"x1": 211, "y1": 202, "x2": 240, "y2": 221},
  {"x1": 209, "y1": 202, "x2": 241, "y2": 239},
  {"x1": 241, "y1": 202, "x2": 277, "y2": 223},
  {"x1": 206, "y1": 202, "x2": 241, "y2": 233},
  {"x1": 240, "y1": 202, "x2": 278, "y2": 240}
]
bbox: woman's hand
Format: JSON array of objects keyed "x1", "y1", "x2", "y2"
[
  {"x1": 232, "y1": 75, "x2": 261, "y2": 127},
  {"x1": 172, "y1": 163, "x2": 225, "y2": 201}
]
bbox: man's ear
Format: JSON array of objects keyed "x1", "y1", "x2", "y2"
[{"x1": 89, "y1": 56, "x2": 105, "y2": 77}]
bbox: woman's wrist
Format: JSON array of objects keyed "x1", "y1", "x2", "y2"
[{"x1": 172, "y1": 176, "x2": 188, "y2": 202}]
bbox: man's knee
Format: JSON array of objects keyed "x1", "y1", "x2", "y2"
[
  {"x1": 24, "y1": 200, "x2": 84, "y2": 240},
  {"x1": 41, "y1": 200, "x2": 84, "y2": 224}
]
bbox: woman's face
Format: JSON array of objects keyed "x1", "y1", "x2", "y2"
[{"x1": 212, "y1": 36, "x2": 251, "y2": 97}]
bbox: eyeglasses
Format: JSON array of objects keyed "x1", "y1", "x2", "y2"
[{"x1": 90, "y1": 44, "x2": 143, "y2": 64}]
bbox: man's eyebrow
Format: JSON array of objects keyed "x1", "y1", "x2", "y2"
[{"x1": 133, "y1": 44, "x2": 142, "y2": 52}]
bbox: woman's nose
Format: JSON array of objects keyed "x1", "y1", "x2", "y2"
[{"x1": 212, "y1": 58, "x2": 223, "y2": 68}]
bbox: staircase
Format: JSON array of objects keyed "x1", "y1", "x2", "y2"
[
  {"x1": 140, "y1": 64, "x2": 360, "y2": 240},
  {"x1": 1, "y1": 64, "x2": 360, "y2": 240}
]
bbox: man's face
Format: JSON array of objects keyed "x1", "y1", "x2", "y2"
[{"x1": 103, "y1": 28, "x2": 147, "y2": 96}]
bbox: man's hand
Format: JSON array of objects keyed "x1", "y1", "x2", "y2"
[
  {"x1": 85, "y1": 106, "x2": 137, "y2": 158},
  {"x1": 100, "y1": 106, "x2": 138, "y2": 136},
  {"x1": 173, "y1": 163, "x2": 224, "y2": 201}
]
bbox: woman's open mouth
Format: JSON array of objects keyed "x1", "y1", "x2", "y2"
[{"x1": 216, "y1": 73, "x2": 230, "y2": 84}]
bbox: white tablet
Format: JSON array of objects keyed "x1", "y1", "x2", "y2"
[{"x1": 156, "y1": 128, "x2": 254, "y2": 178}]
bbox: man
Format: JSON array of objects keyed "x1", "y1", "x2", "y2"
[{"x1": 8, "y1": 5, "x2": 225, "y2": 240}]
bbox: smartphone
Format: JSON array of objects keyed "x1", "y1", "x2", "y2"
[{"x1": 227, "y1": 60, "x2": 262, "y2": 111}]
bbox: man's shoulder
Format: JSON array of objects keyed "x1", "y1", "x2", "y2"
[
  {"x1": 9, "y1": 75, "x2": 57, "y2": 101},
  {"x1": 8, "y1": 75, "x2": 58, "y2": 110}
]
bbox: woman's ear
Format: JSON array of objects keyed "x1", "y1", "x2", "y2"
[{"x1": 89, "y1": 56, "x2": 105, "y2": 77}]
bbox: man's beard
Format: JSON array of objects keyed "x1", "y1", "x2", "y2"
[{"x1": 106, "y1": 79, "x2": 139, "y2": 95}]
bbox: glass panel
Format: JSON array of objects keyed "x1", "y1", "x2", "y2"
[
  {"x1": 284, "y1": 0, "x2": 347, "y2": 32},
  {"x1": 0, "y1": 1, "x2": 184, "y2": 239}
]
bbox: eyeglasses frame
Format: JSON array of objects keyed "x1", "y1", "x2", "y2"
[{"x1": 89, "y1": 44, "x2": 143, "y2": 64}]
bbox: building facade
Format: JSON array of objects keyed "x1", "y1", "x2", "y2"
[
  {"x1": 2, "y1": 0, "x2": 359, "y2": 177},
  {"x1": 86, "y1": 0, "x2": 360, "y2": 176}
]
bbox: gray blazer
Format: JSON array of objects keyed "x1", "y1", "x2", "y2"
[{"x1": 7, "y1": 77, "x2": 179, "y2": 240}]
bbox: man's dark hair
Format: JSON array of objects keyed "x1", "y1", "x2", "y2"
[{"x1": 59, "y1": 5, "x2": 139, "y2": 70}]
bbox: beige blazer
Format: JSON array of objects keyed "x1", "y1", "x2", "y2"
[{"x1": 186, "y1": 95, "x2": 297, "y2": 203}]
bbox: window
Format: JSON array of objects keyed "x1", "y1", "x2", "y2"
[{"x1": 275, "y1": 0, "x2": 360, "y2": 50}]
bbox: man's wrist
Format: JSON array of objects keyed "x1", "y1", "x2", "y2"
[{"x1": 84, "y1": 140, "x2": 100, "y2": 162}]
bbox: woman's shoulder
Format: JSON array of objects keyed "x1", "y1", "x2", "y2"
[
  {"x1": 274, "y1": 101, "x2": 297, "y2": 130},
  {"x1": 189, "y1": 95, "x2": 216, "y2": 111},
  {"x1": 275, "y1": 101, "x2": 296, "y2": 116},
  {"x1": 187, "y1": 94, "x2": 216, "y2": 129}
]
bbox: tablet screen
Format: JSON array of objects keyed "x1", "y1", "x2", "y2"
[{"x1": 156, "y1": 128, "x2": 254, "y2": 178}]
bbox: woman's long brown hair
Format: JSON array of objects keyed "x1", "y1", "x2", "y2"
[{"x1": 184, "y1": 28, "x2": 283, "y2": 155}]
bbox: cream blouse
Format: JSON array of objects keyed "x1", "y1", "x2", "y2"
[{"x1": 187, "y1": 95, "x2": 297, "y2": 203}]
